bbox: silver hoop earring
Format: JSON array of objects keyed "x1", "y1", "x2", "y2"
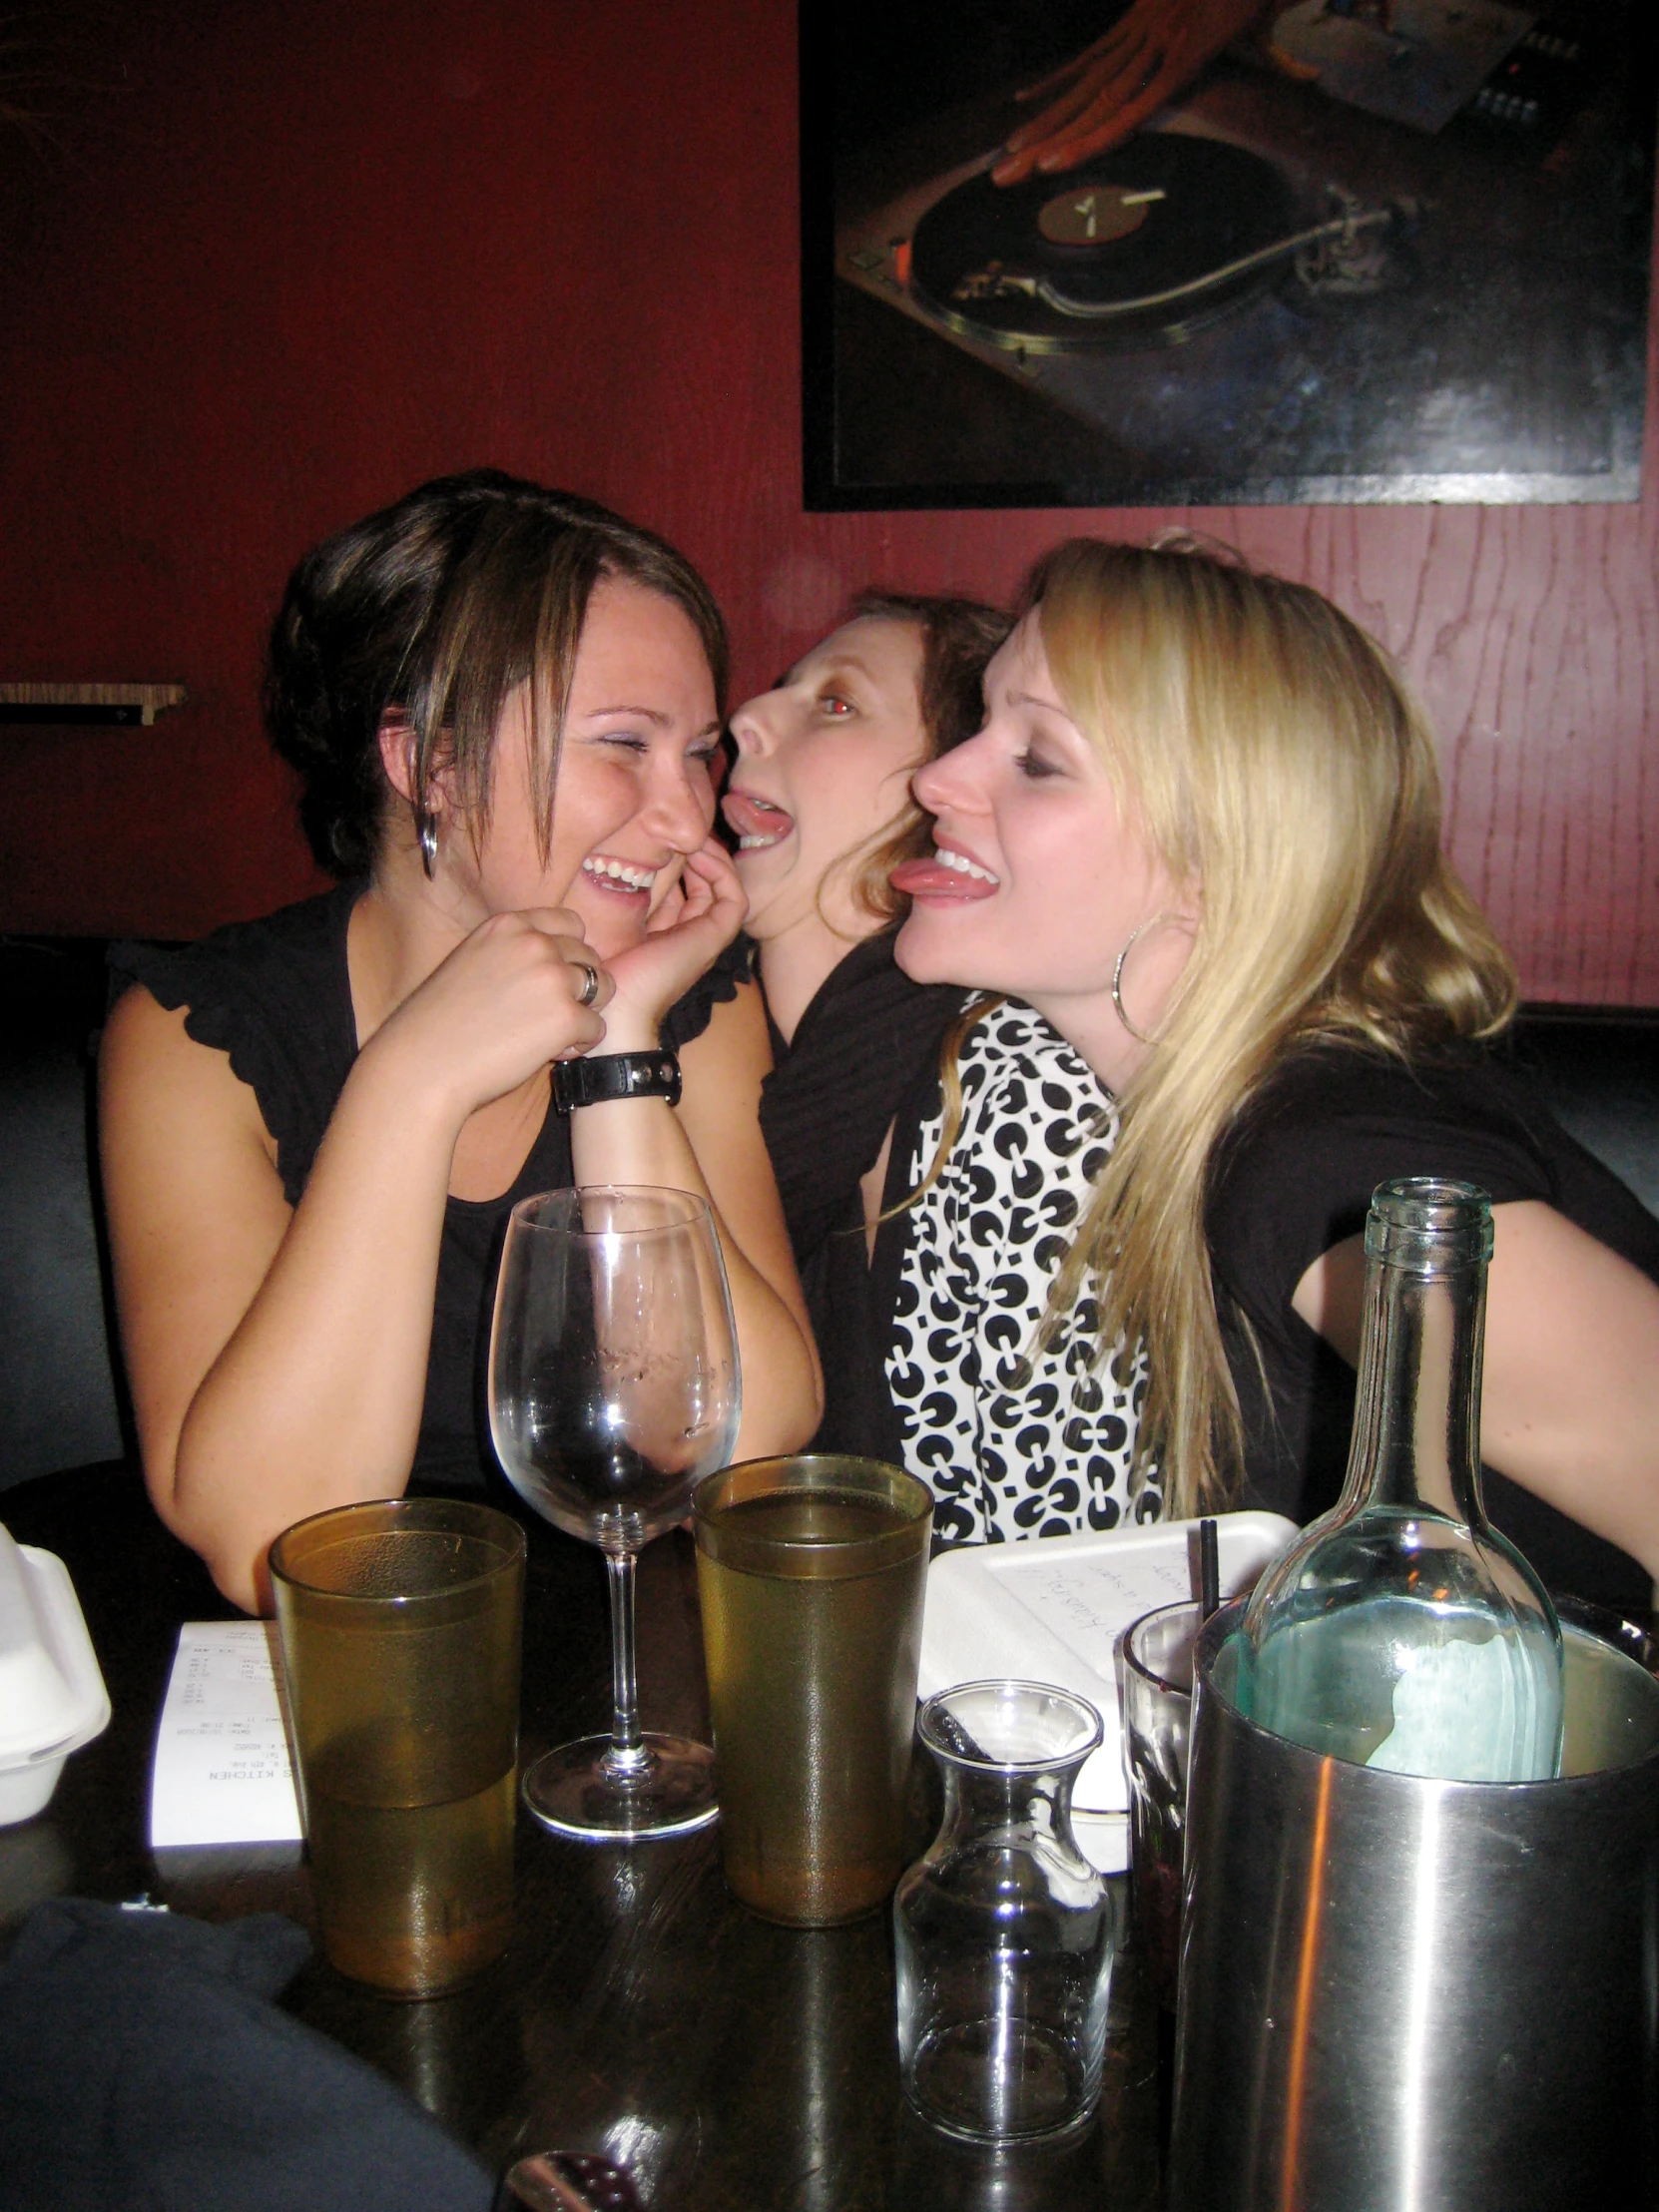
[
  {"x1": 1111, "y1": 914, "x2": 1168, "y2": 1047},
  {"x1": 414, "y1": 806, "x2": 439, "y2": 879}
]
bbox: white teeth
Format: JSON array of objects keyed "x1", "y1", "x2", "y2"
[
  {"x1": 738, "y1": 833, "x2": 782, "y2": 849},
  {"x1": 936, "y1": 847, "x2": 1000, "y2": 885},
  {"x1": 583, "y1": 856, "x2": 656, "y2": 891}
]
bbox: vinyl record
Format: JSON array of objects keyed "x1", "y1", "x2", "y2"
[{"x1": 909, "y1": 135, "x2": 1301, "y2": 352}]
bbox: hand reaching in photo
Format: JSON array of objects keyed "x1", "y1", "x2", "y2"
[{"x1": 991, "y1": 0, "x2": 1315, "y2": 185}]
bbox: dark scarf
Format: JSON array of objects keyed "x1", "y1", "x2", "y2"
[{"x1": 757, "y1": 930, "x2": 968, "y2": 1268}]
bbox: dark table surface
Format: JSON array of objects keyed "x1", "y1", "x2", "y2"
[{"x1": 0, "y1": 1464, "x2": 1162, "y2": 2211}]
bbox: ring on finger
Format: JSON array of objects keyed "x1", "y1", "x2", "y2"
[{"x1": 572, "y1": 959, "x2": 601, "y2": 1008}]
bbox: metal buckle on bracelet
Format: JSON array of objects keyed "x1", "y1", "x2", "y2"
[{"x1": 551, "y1": 1050, "x2": 683, "y2": 1114}]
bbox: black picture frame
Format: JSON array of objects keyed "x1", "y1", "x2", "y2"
[{"x1": 803, "y1": 0, "x2": 1656, "y2": 511}]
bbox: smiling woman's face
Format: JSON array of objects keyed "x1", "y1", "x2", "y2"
[
  {"x1": 893, "y1": 611, "x2": 1189, "y2": 1085},
  {"x1": 448, "y1": 576, "x2": 722, "y2": 960},
  {"x1": 723, "y1": 616, "x2": 927, "y2": 947}
]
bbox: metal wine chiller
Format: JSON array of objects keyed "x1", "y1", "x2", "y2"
[{"x1": 1169, "y1": 1601, "x2": 1659, "y2": 2209}]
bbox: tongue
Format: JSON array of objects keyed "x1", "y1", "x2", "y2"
[
  {"x1": 890, "y1": 855, "x2": 998, "y2": 900},
  {"x1": 723, "y1": 792, "x2": 794, "y2": 841}
]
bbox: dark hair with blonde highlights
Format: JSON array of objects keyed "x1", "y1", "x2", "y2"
[{"x1": 266, "y1": 468, "x2": 728, "y2": 876}]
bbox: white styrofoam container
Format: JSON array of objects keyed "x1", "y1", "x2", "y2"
[
  {"x1": 0, "y1": 1524, "x2": 112, "y2": 1824},
  {"x1": 918, "y1": 1512, "x2": 1297, "y2": 1872}
]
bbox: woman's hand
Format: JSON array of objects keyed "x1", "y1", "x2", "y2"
[
  {"x1": 599, "y1": 838, "x2": 748, "y2": 1052},
  {"x1": 991, "y1": 0, "x2": 1284, "y2": 185},
  {"x1": 367, "y1": 906, "x2": 613, "y2": 1118}
]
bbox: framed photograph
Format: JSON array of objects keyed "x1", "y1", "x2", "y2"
[{"x1": 803, "y1": 0, "x2": 1656, "y2": 508}]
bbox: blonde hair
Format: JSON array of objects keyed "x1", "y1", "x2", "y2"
[{"x1": 1029, "y1": 538, "x2": 1517, "y2": 1515}]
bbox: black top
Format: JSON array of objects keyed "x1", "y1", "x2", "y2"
[
  {"x1": 110, "y1": 884, "x2": 748, "y2": 1492},
  {"x1": 1207, "y1": 1036, "x2": 1659, "y2": 1610},
  {"x1": 756, "y1": 931, "x2": 968, "y2": 1463}
]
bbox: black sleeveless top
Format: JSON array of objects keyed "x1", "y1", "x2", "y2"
[
  {"x1": 755, "y1": 930, "x2": 968, "y2": 1463},
  {"x1": 1207, "y1": 1038, "x2": 1659, "y2": 1612},
  {"x1": 111, "y1": 883, "x2": 751, "y2": 1492}
]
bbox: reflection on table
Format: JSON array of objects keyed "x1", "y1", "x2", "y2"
[{"x1": 0, "y1": 1462, "x2": 1162, "y2": 2210}]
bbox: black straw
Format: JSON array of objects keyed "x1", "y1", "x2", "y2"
[
  {"x1": 930, "y1": 1705, "x2": 994, "y2": 1764},
  {"x1": 1199, "y1": 1517, "x2": 1221, "y2": 1623}
]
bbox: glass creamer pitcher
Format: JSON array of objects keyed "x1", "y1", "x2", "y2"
[{"x1": 894, "y1": 1679, "x2": 1117, "y2": 2144}]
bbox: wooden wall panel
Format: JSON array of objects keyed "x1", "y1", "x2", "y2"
[{"x1": 0, "y1": 0, "x2": 1653, "y2": 1002}]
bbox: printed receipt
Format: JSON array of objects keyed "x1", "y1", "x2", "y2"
[{"x1": 149, "y1": 1622, "x2": 303, "y2": 1847}]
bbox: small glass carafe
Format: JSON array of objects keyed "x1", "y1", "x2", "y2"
[
  {"x1": 1236, "y1": 1177, "x2": 1564, "y2": 1781},
  {"x1": 894, "y1": 1679, "x2": 1117, "y2": 2144}
]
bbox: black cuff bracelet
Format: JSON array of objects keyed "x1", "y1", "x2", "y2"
[{"x1": 551, "y1": 1049, "x2": 683, "y2": 1114}]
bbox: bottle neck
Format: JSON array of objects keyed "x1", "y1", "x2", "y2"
[{"x1": 1338, "y1": 1248, "x2": 1489, "y2": 1527}]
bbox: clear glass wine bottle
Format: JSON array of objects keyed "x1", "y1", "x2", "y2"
[{"x1": 1235, "y1": 1177, "x2": 1564, "y2": 1781}]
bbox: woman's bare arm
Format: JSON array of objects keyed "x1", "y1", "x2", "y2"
[
  {"x1": 568, "y1": 838, "x2": 821, "y2": 1455},
  {"x1": 570, "y1": 977, "x2": 824, "y2": 1456},
  {"x1": 1293, "y1": 1201, "x2": 1659, "y2": 1579},
  {"x1": 101, "y1": 989, "x2": 451, "y2": 1611},
  {"x1": 100, "y1": 907, "x2": 609, "y2": 1612}
]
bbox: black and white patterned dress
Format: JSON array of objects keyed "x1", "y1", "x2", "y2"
[{"x1": 884, "y1": 1000, "x2": 1161, "y2": 1544}]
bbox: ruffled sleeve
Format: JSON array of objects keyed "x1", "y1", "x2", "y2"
[
  {"x1": 662, "y1": 932, "x2": 758, "y2": 1053},
  {"x1": 107, "y1": 884, "x2": 361, "y2": 1207}
]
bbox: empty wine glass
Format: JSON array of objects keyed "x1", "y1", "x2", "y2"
[{"x1": 488, "y1": 1185, "x2": 741, "y2": 1840}]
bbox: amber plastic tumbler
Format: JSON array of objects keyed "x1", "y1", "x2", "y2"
[
  {"x1": 270, "y1": 1497, "x2": 526, "y2": 1996},
  {"x1": 693, "y1": 1454, "x2": 932, "y2": 1926}
]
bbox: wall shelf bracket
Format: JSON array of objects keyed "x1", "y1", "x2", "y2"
[{"x1": 0, "y1": 683, "x2": 189, "y2": 728}]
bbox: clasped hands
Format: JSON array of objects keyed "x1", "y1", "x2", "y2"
[{"x1": 377, "y1": 834, "x2": 745, "y2": 1120}]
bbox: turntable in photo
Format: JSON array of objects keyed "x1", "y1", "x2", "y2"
[
  {"x1": 827, "y1": 0, "x2": 1650, "y2": 506},
  {"x1": 899, "y1": 133, "x2": 1397, "y2": 359}
]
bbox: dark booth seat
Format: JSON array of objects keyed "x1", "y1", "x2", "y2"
[
  {"x1": 1503, "y1": 1005, "x2": 1659, "y2": 1221},
  {"x1": 0, "y1": 939, "x2": 125, "y2": 1488},
  {"x1": 2, "y1": 936, "x2": 1654, "y2": 1605}
]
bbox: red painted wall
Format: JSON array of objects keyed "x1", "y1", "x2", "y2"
[{"x1": 2, "y1": 0, "x2": 1656, "y2": 1001}]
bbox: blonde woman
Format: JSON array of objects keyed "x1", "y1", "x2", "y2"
[
  {"x1": 894, "y1": 538, "x2": 1659, "y2": 1604},
  {"x1": 729, "y1": 592, "x2": 1157, "y2": 1543}
]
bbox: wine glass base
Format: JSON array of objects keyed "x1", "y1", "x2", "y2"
[{"x1": 521, "y1": 1733, "x2": 719, "y2": 1841}]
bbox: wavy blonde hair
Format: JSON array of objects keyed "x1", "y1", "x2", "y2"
[{"x1": 1029, "y1": 538, "x2": 1517, "y2": 1515}]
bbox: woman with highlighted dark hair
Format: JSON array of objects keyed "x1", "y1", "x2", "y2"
[
  {"x1": 894, "y1": 536, "x2": 1659, "y2": 1603},
  {"x1": 101, "y1": 470, "x2": 819, "y2": 1611}
]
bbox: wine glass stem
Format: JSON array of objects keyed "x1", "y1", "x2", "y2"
[{"x1": 603, "y1": 1547, "x2": 648, "y2": 1778}]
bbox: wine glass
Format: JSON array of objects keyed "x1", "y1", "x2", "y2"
[{"x1": 488, "y1": 1184, "x2": 742, "y2": 1840}]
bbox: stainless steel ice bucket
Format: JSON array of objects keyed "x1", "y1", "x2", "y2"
[{"x1": 1169, "y1": 1602, "x2": 1659, "y2": 2210}]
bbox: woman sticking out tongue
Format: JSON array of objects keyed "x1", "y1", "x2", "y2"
[{"x1": 728, "y1": 592, "x2": 1160, "y2": 1546}]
